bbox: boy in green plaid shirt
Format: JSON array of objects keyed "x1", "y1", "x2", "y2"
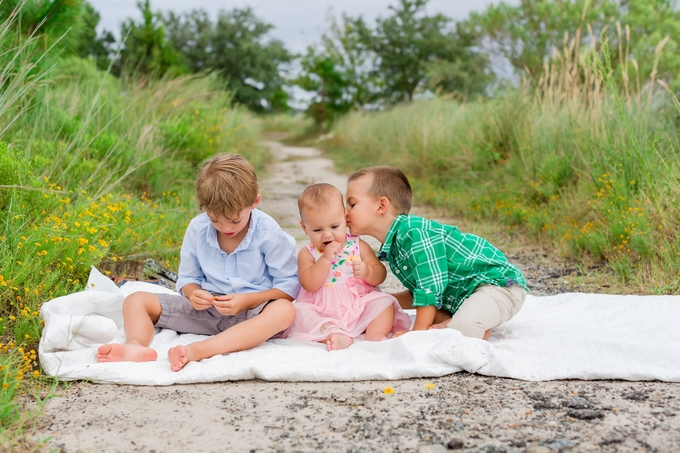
[{"x1": 345, "y1": 166, "x2": 528, "y2": 340}]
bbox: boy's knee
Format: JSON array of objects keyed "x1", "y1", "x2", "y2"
[
  {"x1": 123, "y1": 292, "x2": 160, "y2": 313},
  {"x1": 267, "y1": 299, "x2": 296, "y2": 326},
  {"x1": 447, "y1": 318, "x2": 486, "y2": 339}
]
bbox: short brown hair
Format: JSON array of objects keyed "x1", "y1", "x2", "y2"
[
  {"x1": 196, "y1": 154, "x2": 259, "y2": 217},
  {"x1": 298, "y1": 183, "x2": 343, "y2": 216},
  {"x1": 348, "y1": 166, "x2": 412, "y2": 215}
]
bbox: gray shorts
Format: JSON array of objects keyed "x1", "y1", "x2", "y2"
[{"x1": 155, "y1": 293, "x2": 272, "y2": 336}]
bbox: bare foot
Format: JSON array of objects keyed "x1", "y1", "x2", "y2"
[
  {"x1": 428, "y1": 320, "x2": 451, "y2": 330},
  {"x1": 365, "y1": 333, "x2": 387, "y2": 342},
  {"x1": 96, "y1": 343, "x2": 157, "y2": 363},
  {"x1": 326, "y1": 334, "x2": 353, "y2": 351},
  {"x1": 168, "y1": 345, "x2": 193, "y2": 372}
]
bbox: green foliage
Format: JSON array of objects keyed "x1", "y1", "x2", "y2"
[
  {"x1": 0, "y1": 0, "x2": 85, "y2": 54},
  {"x1": 468, "y1": 0, "x2": 680, "y2": 90},
  {"x1": 296, "y1": 50, "x2": 353, "y2": 130},
  {"x1": 73, "y1": 2, "x2": 116, "y2": 71},
  {"x1": 327, "y1": 88, "x2": 680, "y2": 287},
  {"x1": 119, "y1": 0, "x2": 185, "y2": 77},
  {"x1": 0, "y1": 24, "x2": 265, "y2": 442},
  {"x1": 164, "y1": 8, "x2": 292, "y2": 112},
  {"x1": 365, "y1": 0, "x2": 492, "y2": 102}
]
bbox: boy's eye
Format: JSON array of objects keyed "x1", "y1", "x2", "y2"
[{"x1": 348, "y1": 203, "x2": 356, "y2": 208}]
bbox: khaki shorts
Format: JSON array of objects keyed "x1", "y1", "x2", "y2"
[
  {"x1": 155, "y1": 293, "x2": 272, "y2": 336},
  {"x1": 448, "y1": 284, "x2": 527, "y2": 339}
]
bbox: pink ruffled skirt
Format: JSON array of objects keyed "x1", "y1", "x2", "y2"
[{"x1": 283, "y1": 278, "x2": 412, "y2": 341}]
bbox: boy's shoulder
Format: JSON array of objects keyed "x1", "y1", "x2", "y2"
[{"x1": 395, "y1": 214, "x2": 458, "y2": 234}]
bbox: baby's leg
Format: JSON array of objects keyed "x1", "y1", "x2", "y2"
[
  {"x1": 365, "y1": 304, "x2": 395, "y2": 342},
  {"x1": 326, "y1": 333, "x2": 353, "y2": 351},
  {"x1": 447, "y1": 285, "x2": 526, "y2": 339},
  {"x1": 97, "y1": 292, "x2": 161, "y2": 362},
  {"x1": 168, "y1": 299, "x2": 295, "y2": 372}
]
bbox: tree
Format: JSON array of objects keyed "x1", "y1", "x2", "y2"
[
  {"x1": 164, "y1": 8, "x2": 292, "y2": 112},
  {"x1": 74, "y1": 2, "x2": 116, "y2": 71},
  {"x1": 296, "y1": 48, "x2": 353, "y2": 129},
  {"x1": 467, "y1": 0, "x2": 680, "y2": 90},
  {"x1": 363, "y1": 0, "x2": 492, "y2": 103},
  {"x1": 0, "y1": 0, "x2": 86, "y2": 53},
  {"x1": 119, "y1": 0, "x2": 184, "y2": 77}
]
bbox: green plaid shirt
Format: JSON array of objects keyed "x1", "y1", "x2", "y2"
[{"x1": 379, "y1": 214, "x2": 528, "y2": 315}]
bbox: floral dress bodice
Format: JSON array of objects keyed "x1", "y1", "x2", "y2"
[{"x1": 307, "y1": 234, "x2": 361, "y2": 287}]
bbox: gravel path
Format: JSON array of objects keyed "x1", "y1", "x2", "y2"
[{"x1": 35, "y1": 143, "x2": 680, "y2": 453}]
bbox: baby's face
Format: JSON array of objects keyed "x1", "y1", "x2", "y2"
[{"x1": 300, "y1": 200, "x2": 347, "y2": 251}]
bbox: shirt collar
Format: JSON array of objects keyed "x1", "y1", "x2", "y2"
[{"x1": 378, "y1": 214, "x2": 407, "y2": 261}]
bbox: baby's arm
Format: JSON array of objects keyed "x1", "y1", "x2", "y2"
[
  {"x1": 298, "y1": 246, "x2": 335, "y2": 292},
  {"x1": 353, "y1": 240, "x2": 387, "y2": 286}
]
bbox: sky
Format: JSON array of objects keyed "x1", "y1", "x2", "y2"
[{"x1": 90, "y1": 0, "x2": 508, "y2": 54}]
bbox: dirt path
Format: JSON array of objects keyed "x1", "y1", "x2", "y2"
[{"x1": 35, "y1": 143, "x2": 680, "y2": 453}]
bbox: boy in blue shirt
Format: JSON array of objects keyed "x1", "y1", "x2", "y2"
[
  {"x1": 97, "y1": 154, "x2": 300, "y2": 371},
  {"x1": 345, "y1": 166, "x2": 528, "y2": 340}
]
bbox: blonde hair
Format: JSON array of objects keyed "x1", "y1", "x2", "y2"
[
  {"x1": 196, "y1": 154, "x2": 259, "y2": 217},
  {"x1": 348, "y1": 166, "x2": 412, "y2": 215},
  {"x1": 298, "y1": 183, "x2": 344, "y2": 217}
]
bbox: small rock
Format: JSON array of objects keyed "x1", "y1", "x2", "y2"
[
  {"x1": 418, "y1": 444, "x2": 448, "y2": 453},
  {"x1": 447, "y1": 437, "x2": 464, "y2": 449},
  {"x1": 566, "y1": 409, "x2": 604, "y2": 420},
  {"x1": 561, "y1": 397, "x2": 592, "y2": 409},
  {"x1": 525, "y1": 447, "x2": 551, "y2": 453}
]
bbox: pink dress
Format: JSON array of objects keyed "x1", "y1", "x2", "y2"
[{"x1": 284, "y1": 234, "x2": 412, "y2": 341}]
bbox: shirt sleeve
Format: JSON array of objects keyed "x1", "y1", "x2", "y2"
[
  {"x1": 403, "y1": 228, "x2": 448, "y2": 308},
  {"x1": 175, "y1": 221, "x2": 204, "y2": 296},
  {"x1": 261, "y1": 228, "x2": 301, "y2": 299}
]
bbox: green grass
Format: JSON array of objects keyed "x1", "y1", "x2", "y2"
[
  {"x1": 326, "y1": 91, "x2": 680, "y2": 293},
  {"x1": 0, "y1": 26, "x2": 266, "y2": 445}
]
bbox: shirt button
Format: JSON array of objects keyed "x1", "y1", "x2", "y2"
[
  {"x1": 395, "y1": 270, "x2": 400, "y2": 274},
  {"x1": 403, "y1": 265, "x2": 408, "y2": 270},
  {"x1": 425, "y1": 289, "x2": 431, "y2": 294}
]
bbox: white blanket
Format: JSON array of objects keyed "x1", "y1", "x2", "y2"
[{"x1": 38, "y1": 267, "x2": 680, "y2": 384}]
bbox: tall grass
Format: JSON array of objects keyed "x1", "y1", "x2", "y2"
[
  {"x1": 0, "y1": 21, "x2": 264, "y2": 446},
  {"x1": 328, "y1": 28, "x2": 680, "y2": 292}
]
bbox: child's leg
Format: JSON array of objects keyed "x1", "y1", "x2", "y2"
[
  {"x1": 97, "y1": 292, "x2": 162, "y2": 362},
  {"x1": 168, "y1": 299, "x2": 295, "y2": 372},
  {"x1": 446, "y1": 285, "x2": 526, "y2": 339},
  {"x1": 364, "y1": 304, "x2": 395, "y2": 342}
]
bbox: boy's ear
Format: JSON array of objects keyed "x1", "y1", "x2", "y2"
[
  {"x1": 252, "y1": 193, "x2": 262, "y2": 209},
  {"x1": 376, "y1": 196, "x2": 391, "y2": 215}
]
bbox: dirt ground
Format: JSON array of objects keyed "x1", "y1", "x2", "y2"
[{"x1": 34, "y1": 142, "x2": 680, "y2": 453}]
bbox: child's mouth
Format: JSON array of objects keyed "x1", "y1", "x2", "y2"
[{"x1": 323, "y1": 241, "x2": 332, "y2": 246}]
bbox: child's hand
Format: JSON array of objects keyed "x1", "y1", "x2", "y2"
[
  {"x1": 352, "y1": 260, "x2": 369, "y2": 280},
  {"x1": 212, "y1": 294, "x2": 250, "y2": 316},
  {"x1": 322, "y1": 241, "x2": 342, "y2": 263},
  {"x1": 189, "y1": 289, "x2": 215, "y2": 310}
]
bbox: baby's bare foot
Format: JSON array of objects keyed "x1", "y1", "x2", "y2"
[
  {"x1": 326, "y1": 334, "x2": 353, "y2": 351},
  {"x1": 96, "y1": 343, "x2": 157, "y2": 362},
  {"x1": 168, "y1": 345, "x2": 192, "y2": 372}
]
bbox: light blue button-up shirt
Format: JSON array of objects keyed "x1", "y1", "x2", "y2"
[{"x1": 176, "y1": 209, "x2": 300, "y2": 299}]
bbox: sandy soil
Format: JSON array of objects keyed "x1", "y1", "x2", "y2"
[{"x1": 34, "y1": 142, "x2": 680, "y2": 453}]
